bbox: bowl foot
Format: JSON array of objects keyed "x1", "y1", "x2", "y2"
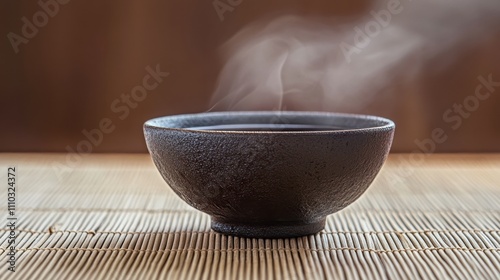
[{"x1": 211, "y1": 218, "x2": 326, "y2": 238}]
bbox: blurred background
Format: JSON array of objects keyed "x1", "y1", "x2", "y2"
[{"x1": 1, "y1": 0, "x2": 500, "y2": 153}]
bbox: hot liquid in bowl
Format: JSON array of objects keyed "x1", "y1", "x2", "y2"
[{"x1": 187, "y1": 124, "x2": 343, "y2": 131}]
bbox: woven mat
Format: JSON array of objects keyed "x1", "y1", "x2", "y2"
[{"x1": 0, "y1": 154, "x2": 499, "y2": 279}]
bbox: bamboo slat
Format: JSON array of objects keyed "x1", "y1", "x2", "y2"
[{"x1": 0, "y1": 153, "x2": 499, "y2": 279}]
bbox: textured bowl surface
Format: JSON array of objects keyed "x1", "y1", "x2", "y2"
[{"x1": 144, "y1": 111, "x2": 395, "y2": 238}]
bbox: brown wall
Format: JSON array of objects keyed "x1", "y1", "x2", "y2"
[{"x1": 1, "y1": 0, "x2": 500, "y2": 153}]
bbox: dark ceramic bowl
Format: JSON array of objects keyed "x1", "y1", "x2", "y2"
[{"x1": 144, "y1": 111, "x2": 395, "y2": 238}]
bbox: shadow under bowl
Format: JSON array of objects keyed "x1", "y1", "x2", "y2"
[{"x1": 144, "y1": 111, "x2": 395, "y2": 238}]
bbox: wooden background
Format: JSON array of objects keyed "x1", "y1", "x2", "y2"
[{"x1": 1, "y1": 0, "x2": 500, "y2": 153}]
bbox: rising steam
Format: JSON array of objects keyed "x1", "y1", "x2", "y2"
[{"x1": 209, "y1": 0, "x2": 500, "y2": 112}]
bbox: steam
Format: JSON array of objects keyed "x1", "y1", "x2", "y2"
[{"x1": 209, "y1": 0, "x2": 500, "y2": 111}]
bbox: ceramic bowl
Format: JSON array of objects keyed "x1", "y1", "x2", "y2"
[{"x1": 144, "y1": 111, "x2": 395, "y2": 238}]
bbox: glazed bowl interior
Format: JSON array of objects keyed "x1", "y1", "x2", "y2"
[{"x1": 144, "y1": 111, "x2": 394, "y2": 132}]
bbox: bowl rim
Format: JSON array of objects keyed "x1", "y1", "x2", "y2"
[{"x1": 144, "y1": 111, "x2": 395, "y2": 135}]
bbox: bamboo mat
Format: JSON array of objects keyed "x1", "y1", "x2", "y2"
[{"x1": 0, "y1": 153, "x2": 499, "y2": 280}]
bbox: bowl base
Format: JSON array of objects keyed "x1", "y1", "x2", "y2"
[{"x1": 211, "y1": 218, "x2": 326, "y2": 238}]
